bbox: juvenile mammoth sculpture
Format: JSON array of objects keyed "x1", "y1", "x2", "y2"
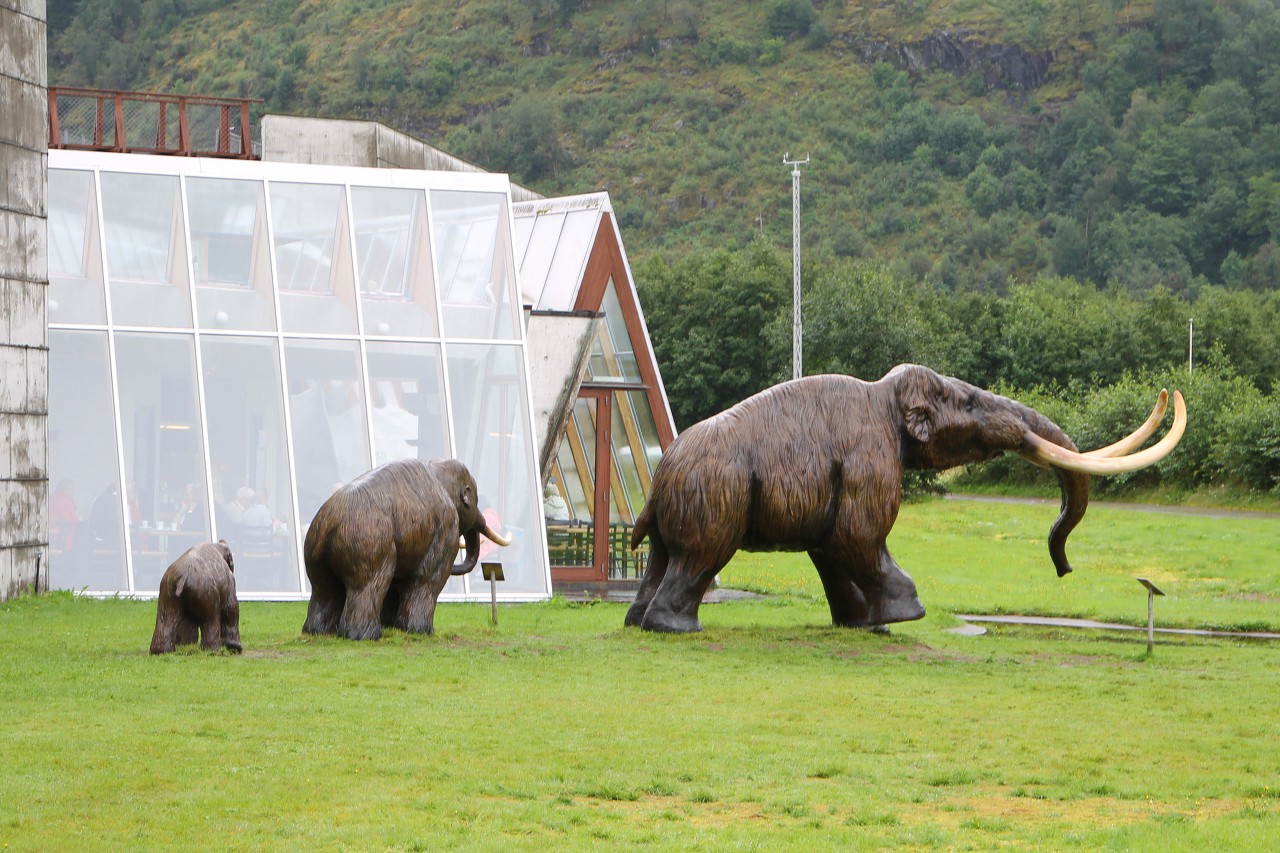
[
  {"x1": 302, "y1": 458, "x2": 511, "y2": 640},
  {"x1": 626, "y1": 364, "x2": 1186, "y2": 633},
  {"x1": 150, "y1": 540, "x2": 242, "y2": 654}
]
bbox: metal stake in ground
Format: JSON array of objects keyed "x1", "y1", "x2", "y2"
[
  {"x1": 1136, "y1": 577, "x2": 1165, "y2": 654},
  {"x1": 482, "y1": 561, "x2": 504, "y2": 626}
]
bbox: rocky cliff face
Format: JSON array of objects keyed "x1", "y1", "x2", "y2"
[{"x1": 841, "y1": 28, "x2": 1055, "y2": 92}]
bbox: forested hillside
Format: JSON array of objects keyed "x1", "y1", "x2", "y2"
[
  {"x1": 48, "y1": 0, "x2": 1280, "y2": 495},
  {"x1": 50, "y1": 0, "x2": 1280, "y2": 293}
]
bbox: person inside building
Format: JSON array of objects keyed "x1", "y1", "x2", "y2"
[
  {"x1": 89, "y1": 482, "x2": 123, "y2": 549},
  {"x1": 50, "y1": 479, "x2": 79, "y2": 553},
  {"x1": 543, "y1": 480, "x2": 570, "y2": 522}
]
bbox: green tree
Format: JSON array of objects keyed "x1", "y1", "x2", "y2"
[{"x1": 636, "y1": 241, "x2": 790, "y2": 428}]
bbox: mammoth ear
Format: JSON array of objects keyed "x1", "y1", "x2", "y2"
[
  {"x1": 904, "y1": 406, "x2": 932, "y2": 443},
  {"x1": 895, "y1": 364, "x2": 939, "y2": 443},
  {"x1": 460, "y1": 485, "x2": 473, "y2": 511}
]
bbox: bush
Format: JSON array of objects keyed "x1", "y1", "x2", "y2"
[
  {"x1": 951, "y1": 363, "x2": 1280, "y2": 495},
  {"x1": 765, "y1": 0, "x2": 816, "y2": 39}
]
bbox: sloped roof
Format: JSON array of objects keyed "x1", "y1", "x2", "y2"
[{"x1": 512, "y1": 192, "x2": 612, "y2": 311}]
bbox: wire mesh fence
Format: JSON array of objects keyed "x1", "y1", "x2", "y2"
[{"x1": 49, "y1": 88, "x2": 261, "y2": 158}]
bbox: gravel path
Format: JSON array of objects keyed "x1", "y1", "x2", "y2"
[{"x1": 945, "y1": 493, "x2": 1280, "y2": 520}]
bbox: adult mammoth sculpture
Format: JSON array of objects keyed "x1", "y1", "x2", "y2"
[
  {"x1": 625, "y1": 364, "x2": 1186, "y2": 634},
  {"x1": 302, "y1": 458, "x2": 511, "y2": 640}
]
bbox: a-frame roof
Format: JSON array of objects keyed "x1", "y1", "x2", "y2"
[{"x1": 512, "y1": 191, "x2": 676, "y2": 447}]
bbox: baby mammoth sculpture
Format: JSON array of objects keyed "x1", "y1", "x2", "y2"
[
  {"x1": 303, "y1": 458, "x2": 511, "y2": 641},
  {"x1": 626, "y1": 364, "x2": 1186, "y2": 633},
  {"x1": 150, "y1": 540, "x2": 242, "y2": 654}
]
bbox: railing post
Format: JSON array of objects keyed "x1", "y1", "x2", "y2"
[
  {"x1": 240, "y1": 100, "x2": 253, "y2": 157},
  {"x1": 48, "y1": 87, "x2": 61, "y2": 148},
  {"x1": 112, "y1": 92, "x2": 126, "y2": 151},
  {"x1": 178, "y1": 96, "x2": 191, "y2": 156}
]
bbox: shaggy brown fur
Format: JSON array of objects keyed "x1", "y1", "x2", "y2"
[
  {"x1": 302, "y1": 458, "x2": 499, "y2": 641},
  {"x1": 626, "y1": 365, "x2": 1089, "y2": 633},
  {"x1": 150, "y1": 540, "x2": 241, "y2": 654}
]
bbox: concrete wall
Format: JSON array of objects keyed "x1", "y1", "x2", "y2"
[
  {"x1": 0, "y1": 0, "x2": 49, "y2": 598},
  {"x1": 261, "y1": 115, "x2": 544, "y2": 202},
  {"x1": 526, "y1": 312, "x2": 601, "y2": 481}
]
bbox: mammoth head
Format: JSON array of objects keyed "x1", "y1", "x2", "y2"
[
  {"x1": 214, "y1": 539, "x2": 235, "y2": 574},
  {"x1": 429, "y1": 459, "x2": 512, "y2": 577},
  {"x1": 889, "y1": 364, "x2": 1186, "y2": 577}
]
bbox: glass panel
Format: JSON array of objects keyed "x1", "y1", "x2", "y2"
[
  {"x1": 48, "y1": 330, "x2": 125, "y2": 590},
  {"x1": 555, "y1": 434, "x2": 592, "y2": 522},
  {"x1": 446, "y1": 343, "x2": 546, "y2": 594},
  {"x1": 365, "y1": 342, "x2": 450, "y2": 466},
  {"x1": 270, "y1": 182, "x2": 358, "y2": 334},
  {"x1": 514, "y1": 210, "x2": 564, "y2": 307},
  {"x1": 100, "y1": 172, "x2": 193, "y2": 328},
  {"x1": 625, "y1": 389, "x2": 664, "y2": 482},
  {"x1": 587, "y1": 278, "x2": 643, "y2": 383},
  {"x1": 352, "y1": 186, "x2": 439, "y2": 337},
  {"x1": 47, "y1": 169, "x2": 107, "y2": 325},
  {"x1": 432, "y1": 190, "x2": 518, "y2": 340},
  {"x1": 547, "y1": 402, "x2": 596, "y2": 569},
  {"x1": 283, "y1": 339, "x2": 371, "y2": 528},
  {"x1": 188, "y1": 177, "x2": 277, "y2": 332},
  {"x1": 202, "y1": 336, "x2": 298, "y2": 593},
  {"x1": 537, "y1": 208, "x2": 599, "y2": 311},
  {"x1": 115, "y1": 333, "x2": 210, "y2": 591},
  {"x1": 609, "y1": 390, "x2": 661, "y2": 577},
  {"x1": 609, "y1": 394, "x2": 645, "y2": 523}
]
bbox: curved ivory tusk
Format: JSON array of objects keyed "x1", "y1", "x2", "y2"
[
  {"x1": 1020, "y1": 391, "x2": 1186, "y2": 475},
  {"x1": 1083, "y1": 389, "x2": 1168, "y2": 458},
  {"x1": 482, "y1": 525, "x2": 512, "y2": 547}
]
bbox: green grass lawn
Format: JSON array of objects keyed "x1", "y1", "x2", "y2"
[{"x1": 2, "y1": 498, "x2": 1278, "y2": 850}]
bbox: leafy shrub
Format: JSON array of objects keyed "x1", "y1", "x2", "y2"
[{"x1": 766, "y1": 0, "x2": 816, "y2": 39}]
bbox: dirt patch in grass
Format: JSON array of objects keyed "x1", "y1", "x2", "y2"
[
  {"x1": 240, "y1": 648, "x2": 288, "y2": 659},
  {"x1": 581, "y1": 794, "x2": 769, "y2": 827},
  {"x1": 905, "y1": 785, "x2": 1251, "y2": 830}
]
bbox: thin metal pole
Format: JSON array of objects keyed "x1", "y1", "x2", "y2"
[
  {"x1": 784, "y1": 153, "x2": 809, "y2": 381},
  {"x1": 1147, "y1": 590, "x2": 1155, "y2": 654},
  {"x1": 1188, "y1": 317, "x2": 1194, "y2": 377},
  {"x1": 490, "y1": 574, "x2": 499, "y2": 626}
]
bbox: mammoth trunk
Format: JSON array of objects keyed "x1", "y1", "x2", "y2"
[
  {"x1": 451, "y1": 530, "x2": 480, "y2": 576},
  {"x1": 1030, "y1": 418, "x2": 1089, "y2": 577}
]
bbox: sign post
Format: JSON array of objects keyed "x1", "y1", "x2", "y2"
[
  {"x1": 482, "y1": 561, "x2": 504, "y2": 626},
  {"x1": 1136, "y1": 577, "x2": 1165, "y2": 654}
]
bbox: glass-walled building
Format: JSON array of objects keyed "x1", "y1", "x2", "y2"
[
  {"x1": 514, "y1": 193, "x2": 676, "y2": 583},
  {"x1": 47, "y1": 150, "x2": 549, "y2": 600}
]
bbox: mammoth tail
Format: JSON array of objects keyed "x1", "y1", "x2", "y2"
[{"x1": 630, "y1": 501, "x2": 654, "y2": 550}]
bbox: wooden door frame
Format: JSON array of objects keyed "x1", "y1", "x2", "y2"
[{"x1": 550, "y1": 388, "x2": 610, "y2": 582}]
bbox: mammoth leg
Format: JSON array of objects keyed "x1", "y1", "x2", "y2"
[
  {"x1": 638, "y1": 550, "x2": 730, "y2": 634},
  {"x1": 396, "y1": 536, "x2": 454, "y2": 634},
  {"x1": 200, "y1": 614, "x2": 224, "y2": 652},
  {"x1": 624, "y1": 536, "x2": 669, "y2": 628},
  {"x1": 825, "y1": 536, "x2": 925, "y2": 626},
  {"x1": 338, "y1": 555, "x2": 396, "y2": 641},
  {"x1": 303, "y1": 559, "x2": 346, "y2": 636},
  {"x1": 868, "y1": 545, "x2": 925, "y2": 625},
  {"x1": 808, "y1": 549, "x2": 872, "y2": 627},
  {"x1": 221, "y1": 595, "x2": 242, "y2": 654},
  {"x1": 149, "y1": 598, "x2": 184, "y2": 654}
]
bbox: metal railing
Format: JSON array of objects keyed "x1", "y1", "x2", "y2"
[{"x1": 49, "y1": 87, "x2": 262, "y2": 159}]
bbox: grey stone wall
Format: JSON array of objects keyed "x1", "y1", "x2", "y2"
[
  {"x1": 0, "y1": 0, "x2": 49, "y2": 598},
  {"x1": 261, "y1": 115, "x2": 544, "y2": 202}
]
